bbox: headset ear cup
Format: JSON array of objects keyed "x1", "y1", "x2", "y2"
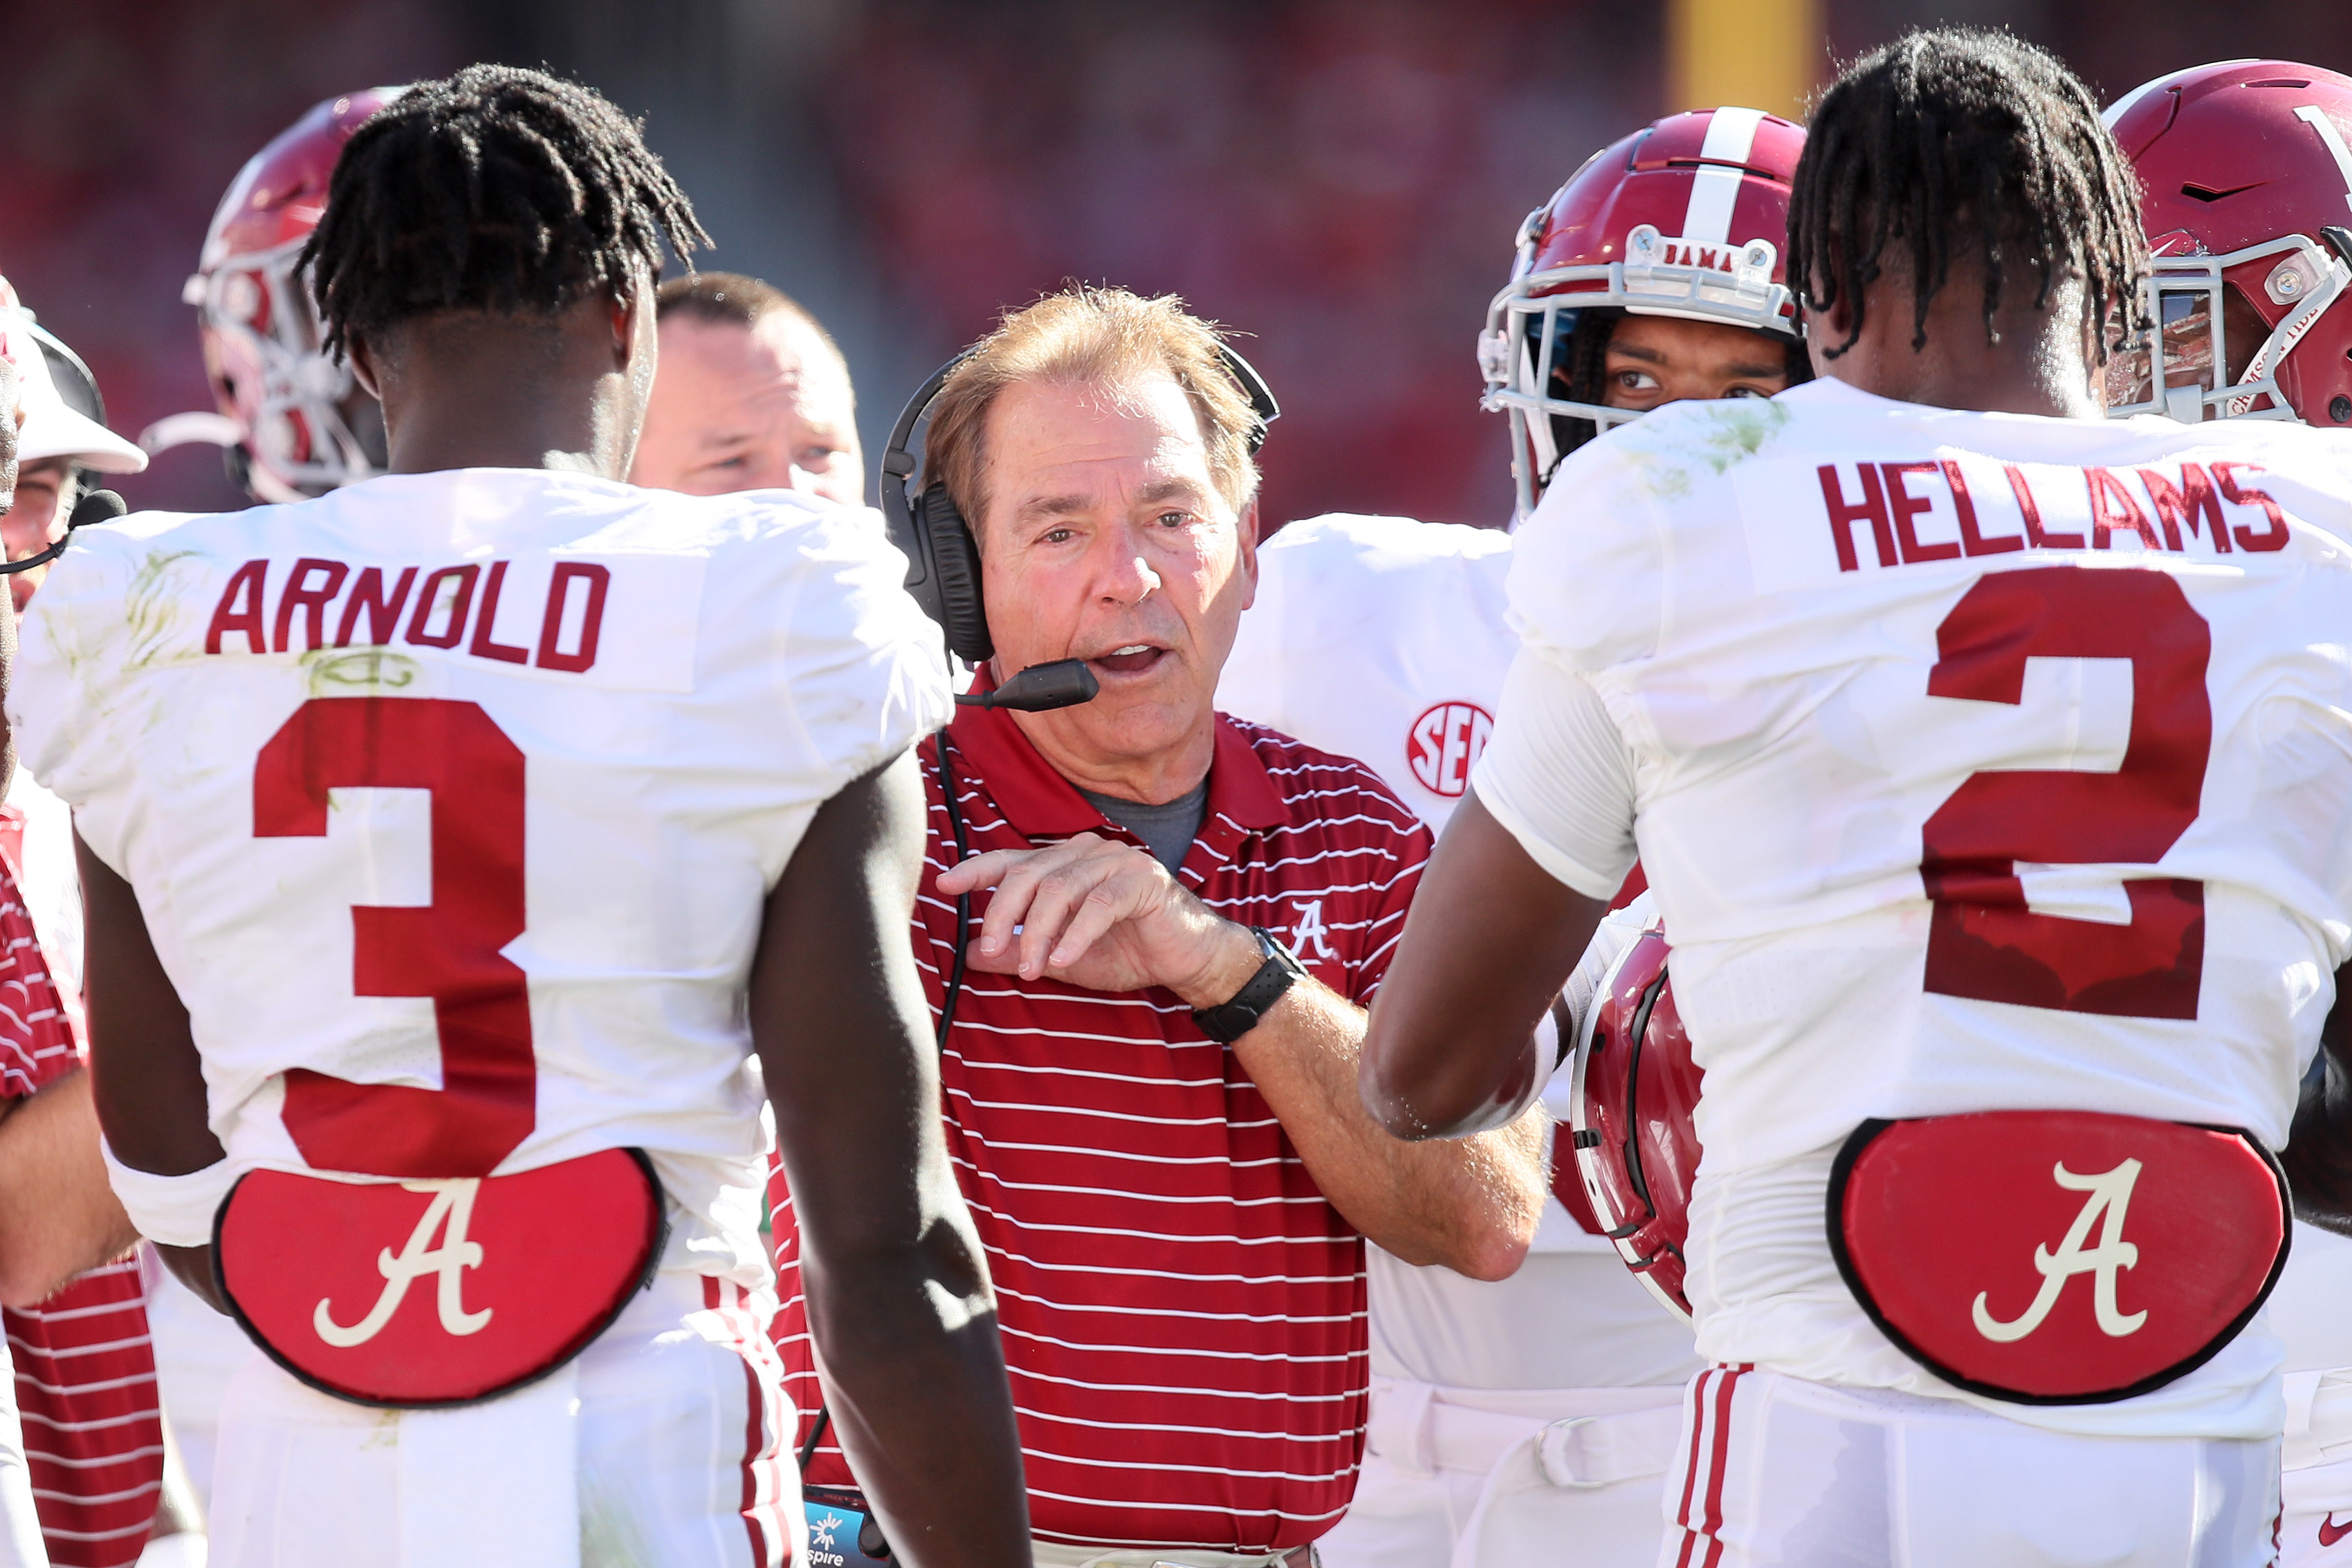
[{"x1": 919, "y1": 483, "x2": 993, "y2": 664}]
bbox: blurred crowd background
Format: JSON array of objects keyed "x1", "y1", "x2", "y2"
[{"x1": 6, "y1": 0, "x2": 2352, "y2": 530}]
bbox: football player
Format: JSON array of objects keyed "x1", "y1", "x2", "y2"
[
  {"x1": 1365, "y1": 29, "x2": 2352, "y2": 1566},
  {"x1": 2104, "y1": 58, "x2": 2352, "y2": 1568},
  {"x1": 10, "y1": 66, "x2": 1029, "y2": 1568},
  {"x1": 1214, "y1": 107, "x2": 1805, "y2": 1566}
]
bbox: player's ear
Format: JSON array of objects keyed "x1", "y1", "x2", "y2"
[
  {"x1": 612, "y1": 275, "x2": 655, "y2": 372},
  {"x1": 344, "y1": 333, "x2": 383, "y2": 404},
  {"x1": 1803, "y1": 289, "x2": 1850, "y2": 380}
]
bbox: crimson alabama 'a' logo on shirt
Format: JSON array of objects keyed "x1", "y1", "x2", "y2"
[{"x1": 1406, "y1": 701, "x2": 1493, "y2": 797}]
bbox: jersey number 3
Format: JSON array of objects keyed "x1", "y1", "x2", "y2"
[
  {"x1": 255, "y1": 697, "x2": 535, "y2": 1177},
  {"x1": 1920, "y1": 566, "x2": 2211, "y2": 1020}
]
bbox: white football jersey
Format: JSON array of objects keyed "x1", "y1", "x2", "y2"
[
  {"x1": 1482, "y1": 376, "x2": 2352, "y2": 1437},
  {"x1": 10, "y1": 469, "x2": 950, "y2": 1286},
  {"x1": 1222, "y1": 515, "x2": 1514, "y2": 831},
  {"x1": 1220, "y1": 514, "x2": 1698, "y2": 1392}
]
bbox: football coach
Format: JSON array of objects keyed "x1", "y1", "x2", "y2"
[{"x1": 771, "y1": 286, "x2": 1545, "y2": 1565}]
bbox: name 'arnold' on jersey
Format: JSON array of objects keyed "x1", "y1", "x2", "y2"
[{"x1": 5, "y1": 470, "x2": 953, "y2": 1288}]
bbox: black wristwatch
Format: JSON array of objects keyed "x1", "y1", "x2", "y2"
[{"x1": 1191, "y1": 926, "x2": 1309, "y2": 1044}]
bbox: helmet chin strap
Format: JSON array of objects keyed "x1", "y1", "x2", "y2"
[
  {"x1": 134, "y1": 410, "x2": 243, "y2": 456},
  {"x1": 2227, "y1": 250, "x2": 2352, "y2": 418},
  {"x1": 239, "y1": 461, "x2": 312, "y2": 507}
]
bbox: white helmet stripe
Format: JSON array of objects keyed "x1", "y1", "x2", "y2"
[
  {"x1": 2294, "y1": 106, "x2": 2352, "y2": 216},
  {"x1": 1684, "y1": 107, "x2": 1766, "y2": 245}
]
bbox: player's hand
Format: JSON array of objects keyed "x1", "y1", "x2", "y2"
[{"x1": 935, "y1": 833, "x2": 1262, "y2": 1004}]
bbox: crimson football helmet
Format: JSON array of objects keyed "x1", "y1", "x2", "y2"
[
  {"x1": 147, "y1": 88, "x2": 404, "y2": 501},
  {"x1": 1568, "y1": 919, "x2": 1701, "y2": 1322},
  {"x1": 2104, "y1": 62, "x2": 2352, "y2": 427},
  {"x1": 1479, "y1": 107, "x2": 1808, "y2": 519}
]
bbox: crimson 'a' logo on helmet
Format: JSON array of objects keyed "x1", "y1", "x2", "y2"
[
  {"x1": 1405, "y1": 701, "x2": 1491, "y2": 797},
  {"x1": 1570, "y1": 921, "x2": 1702, "y2": 1321},
  {"x1": 2106, "y1": 60, "x2": 2352, "y2": 430}
]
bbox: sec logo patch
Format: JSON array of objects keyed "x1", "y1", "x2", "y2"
[{"x1": 1406, "y1": 701, "x2": 1493, "y2": 797}]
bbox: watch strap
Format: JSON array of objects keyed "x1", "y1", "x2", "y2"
[{"x1": 1191, "y1": 927, "x2": 1308, "y2": 1044}]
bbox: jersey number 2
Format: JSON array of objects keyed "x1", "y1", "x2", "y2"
[
  {"x1": 1920, "y1": 566, "x2": 2211, "y2": 1020},
  {"x1": 254, "y1": 697, "x2": 534, "y2": 1177}
]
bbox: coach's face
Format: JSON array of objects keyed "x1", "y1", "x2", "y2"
[{"x1": 975, "y1": 371, "x2": 1256, "y2": 800}]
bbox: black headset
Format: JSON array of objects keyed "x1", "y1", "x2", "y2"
[{"x1": 878, "y1": 342, "x2": 1281, "y2": 665}]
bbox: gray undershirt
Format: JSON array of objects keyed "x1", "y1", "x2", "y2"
[{"x1": 1078, "y1": 779, "x2": 1209, "y2": 874}]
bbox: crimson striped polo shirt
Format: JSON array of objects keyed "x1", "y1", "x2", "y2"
[
  {"x1": 772, "y1": 700, "x2": 1431, "y2": 1551},
  {"x1": 0, "y1": 815, "x2": 162, "y2": 1568}
]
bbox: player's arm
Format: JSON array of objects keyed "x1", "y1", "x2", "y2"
[
  {"x1": 2284, "y1": 958, "x2": 2352, "y2": 1234},
  {"x1": 1359, "y1": 654, "x2": 1628, "y2": 1141},
  {"x1": 1359, "y1": 795, "x2": 1611, "y2": 1139},
  {"x1": 754, "y1": 749, "x2": 1029, "y2": 1568},
  {"x1": 75, "y1": 829, "x2": 228, "y2": 1311},
  {"x1": 0, "y1": 1067, "x2": 138, "y2": 1307}
]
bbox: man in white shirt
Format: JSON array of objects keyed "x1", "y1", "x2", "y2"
[
  {"x1": 1216, "y1": 105, "x2": 1805, "y2": 1567},
  {"x1": 2105, "y1": 57, "x2": 2352, "y2": 1567},
  {"x1": 1366, "y1": 30, "x2": 2352, "y2": 1567},
  {"x1": 11, "y1": 65, "x2": 1030, "y2": 1568}
]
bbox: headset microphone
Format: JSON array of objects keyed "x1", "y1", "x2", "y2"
[
  {"x1": 955, "y1": 658, "x2": 1099, "y2": 712},
  {"x1": 0, "y1": 488, "x2": 126, "y2": 575}
]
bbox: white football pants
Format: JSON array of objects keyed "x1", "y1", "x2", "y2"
[
  {"x1": 207, "y1": 1271, "x2": 793, "y2": 1568},
  {"x1": 1316, "y1": 1376, "x2": 1684, "y2": 1568},
  {"x1": 2281, "y1": 1368, "x2": 2352, "y2": 1568},
  {"x1": 1659, "y1": 1365, "x2": 2278, "y2": 1568}
]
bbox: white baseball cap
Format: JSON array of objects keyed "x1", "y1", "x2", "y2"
[{"x1": 0, "y1": 294, "x2": 147, "y2": 474}]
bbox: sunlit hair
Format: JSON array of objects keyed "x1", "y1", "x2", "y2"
[
  {"x1": 924, "y1": 286, "x2": 1262, "y2": 538},
  {"x1": 304, "y1": 64, "x2": 706, "y2": 358},
  {"x1": 655, "y1": 271, "x2": 841, "y2": 360},
  {"x1": 1790, "y1": 28, "x2": 2147, "y2": 360}
]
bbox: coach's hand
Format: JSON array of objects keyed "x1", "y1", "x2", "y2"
[{"x1": 937, "y1": 833, "x2": 1261, "y2": 1006}]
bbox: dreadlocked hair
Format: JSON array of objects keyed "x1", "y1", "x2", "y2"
[
  {"x1": 1788, "y1": 28, "x2": 2147, "y2": 360},
  {"x1": 303, "y1": 64, "x2": 708, "y2": 358}
]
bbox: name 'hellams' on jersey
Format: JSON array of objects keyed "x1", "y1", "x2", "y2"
[{"x1": 1498, "y1": 374, "x2": 2352, "y2": 1439}]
